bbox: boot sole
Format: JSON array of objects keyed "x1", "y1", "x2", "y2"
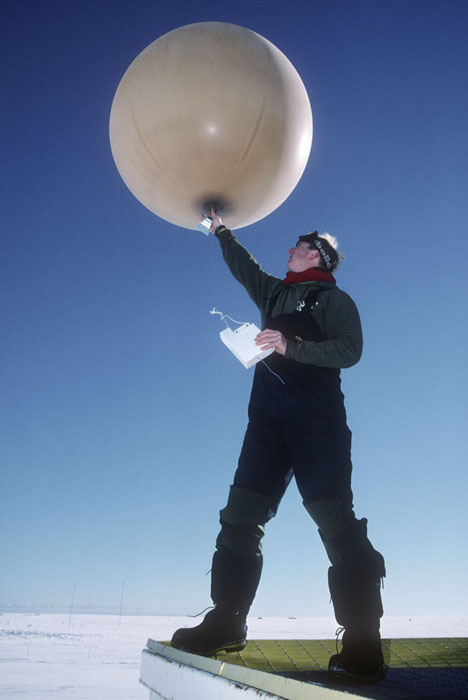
[
  {"x1": 171, "y1": 639, "x2": 247, "y2": 657},
  {"x1": 328, "y1": 663, "x2": 388, "y2": 684}
]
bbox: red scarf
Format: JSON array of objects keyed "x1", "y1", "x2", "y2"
[{"x1": 282, "y1": 267, "x2": 336, "y2": 285}]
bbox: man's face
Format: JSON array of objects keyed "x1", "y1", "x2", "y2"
[{"x1": 287, "y1": 242, "x2": 319, "y2": 273}]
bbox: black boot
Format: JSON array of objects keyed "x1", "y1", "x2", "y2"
[
  {"x1": 171, "y1": 605, "x2": 248, "y2": 655},
  {"x1": 171, "y1": 549, "x2": 262, "y2": 656},
  {"x1": 328, "y1": 628, "x2": 387, "y2": 683},
  {"x1": 327, "y1": 520, "x2": 387, "y2": 683}
]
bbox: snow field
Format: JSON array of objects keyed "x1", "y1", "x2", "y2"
[{"x1": 1, "y1": 614, "x2": 466, "y2": 700}]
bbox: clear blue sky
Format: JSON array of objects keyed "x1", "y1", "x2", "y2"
[{"x1": 1, "y1": 0, "x2": 467, "y2": 618}]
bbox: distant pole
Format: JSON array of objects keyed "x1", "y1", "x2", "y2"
[
  {"x1": 118, "y1": 581, "x2": 125, "y2": 625},
  {"x1": 68, "y1": 583, "x2": 76, "y2": 627}
]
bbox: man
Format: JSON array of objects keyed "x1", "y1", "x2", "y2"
[{"x1": 171, "y1": 214, "x2": 387, "y2": 683}]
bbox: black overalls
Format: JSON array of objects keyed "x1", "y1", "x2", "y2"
[
  {"x1": 233, "y1": 287, "x2": 354, "y2": 522},
  {"x1": 212, "y1": 285, "x2": 385, "y2": 623}
]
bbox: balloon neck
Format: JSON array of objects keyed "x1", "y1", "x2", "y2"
[{"x1": 198, "y1": 195, "x2": 233, "y2": 217}]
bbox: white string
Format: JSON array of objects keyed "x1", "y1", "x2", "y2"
[
  {"x1": 209, "y1": 307, "x2": 247, "y2": 329},
  {"x1": 261, "y1": 360, "x2": 285, "y2": 384},
  {"x1": 209, "y1": 232, "x2": 215, "y2": 303}
]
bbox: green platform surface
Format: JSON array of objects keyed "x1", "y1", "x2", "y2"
[{"x1": 209, "y1": 638, "x2": 468, "y2": 700}]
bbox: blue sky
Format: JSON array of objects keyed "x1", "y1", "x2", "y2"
[{"x1": 1, "y1": 0, "x2": 467, "y2": 619}]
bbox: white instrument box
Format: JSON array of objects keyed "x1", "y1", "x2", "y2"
[{"x1": 219, "y1": 323, "x2": 274, "y2": 369}]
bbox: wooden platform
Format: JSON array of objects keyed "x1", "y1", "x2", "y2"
[{"x1": 140, "y1": 637, "x2": 468, "y2": 700}]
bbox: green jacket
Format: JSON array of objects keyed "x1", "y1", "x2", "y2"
[{"x1": 216, "y1": 228, "x2": 363, "y2": 370}]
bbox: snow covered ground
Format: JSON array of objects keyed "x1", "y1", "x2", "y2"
[{"x1": 1, "y1": 613, "x2": 466, "y2": 700}]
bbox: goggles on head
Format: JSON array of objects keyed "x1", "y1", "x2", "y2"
[{"x1": 298, "y1": 231, "x2": 335, "y2": 270}]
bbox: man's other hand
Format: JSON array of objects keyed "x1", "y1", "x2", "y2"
[{"x1": 255, "y1": 329, "x2": 287, "y2": 356}]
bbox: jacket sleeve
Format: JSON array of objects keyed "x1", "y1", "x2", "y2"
[
  {"x1": 216, "y1": 228, "x2": 282, "y2": 309},
  {"x1": 284, "y1": 289, "x2": 363, "y2": 369}
]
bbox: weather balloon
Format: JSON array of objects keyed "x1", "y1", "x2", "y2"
[{"x1": 109, "y1": 22, "x2": 312, "y2": 230}]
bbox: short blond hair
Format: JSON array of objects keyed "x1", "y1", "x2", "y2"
[{"x1": 298, "y1": 231, "x2": 344, "y2": 271}]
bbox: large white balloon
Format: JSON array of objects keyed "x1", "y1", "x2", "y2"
[{"x1": 109, "y1": 22, "x2": 312, "y2": 230}]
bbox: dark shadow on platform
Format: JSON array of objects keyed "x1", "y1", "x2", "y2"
[{"x1": 277, "y1": 667, "x2": 468, "y2": 700}]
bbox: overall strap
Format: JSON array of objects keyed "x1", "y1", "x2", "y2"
[
  {"x1": 302, "y1": 287, "x2": 321, "y2": 310},
  {"x1": 265, "y1": 285, "x2": 323, "y2": 319}
]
